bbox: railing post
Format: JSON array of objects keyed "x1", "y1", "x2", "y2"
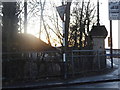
[
  {"x1": 72, "y1": 51, "x2": 75, "y2": 77},
  {"x1": 98, "y1": 50, "x2": 101, "y2": 70}
]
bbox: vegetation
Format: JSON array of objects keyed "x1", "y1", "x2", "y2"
[
  {"x1": 18, "y1": 0, "x2": 96, "y2": 49},
  {"x1": 69, "y1": 0, "x2": 96, "y2": 49}
]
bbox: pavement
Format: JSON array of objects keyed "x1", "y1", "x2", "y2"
[{"x1": 2, "y1": 58, "x2": 120, "y2": 89}]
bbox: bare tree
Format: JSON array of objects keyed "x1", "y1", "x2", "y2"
[
  {"x1": 69, "y1": 0, "x2": 96, "y2": 49},
  {"x1": 39, "y1": 0, "x2": 46, "y2": 39},
  {"x1": 17, "y1": 0, "x2": 96, "y2": 48}
]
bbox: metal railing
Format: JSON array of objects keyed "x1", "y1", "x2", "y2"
[
  {"x1": 71, "y1": 50, "x2": 107, "y2": 77},
  {"x1": 2, "y1": 51, "x2": 64, "y2": 84},
  {"x1": 2, "y1": 49, "x2": 120, "y2": 85},
  {"x1": 106, "y1": 49, "x2": 120, "y2": 58}
]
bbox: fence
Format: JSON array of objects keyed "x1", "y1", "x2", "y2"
[
  {"x1": 106, "y1": 49, "x2": 120, "y2": 58},
  {"x1": 2, "y1": 49, "x2": 120, "y2": 85},
  {"x1": 2, "y1": 51, "x2": 64, "y2": 84},
  {"x1": 71, "y1": 50, "x2": 107, "y2": 77}
]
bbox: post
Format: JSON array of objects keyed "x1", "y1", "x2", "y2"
[
  {"x1": 56, "y1": 4, "x2": 67, "y2": 79},
  {"x1": 72, "y1": 51, "x2": 74, "y2": 77},
  {"x1": 110, "y1": 20, "x2": 113, "y2": 68},
  {"x1": 62, "y1": 20, "x2": 67, "y2": 79},
  {"x1": 24, "y1": 0, "x2": 27, "y2": 33},
  {"x1": 97, "y1": 50, "x2": 101, "y2": 70},
  {"x1": 118, "y1": 20, "x2": 120, "y2": 78},
  {"x1": 65, "y1": 2, "x2": 71, "y2": 47},
  {"x1": 97, "y1": 0, "x2": 100, "y2": 26},
  {"x1": 63, "y1": 1, "x2": 71, "y2": 79}
]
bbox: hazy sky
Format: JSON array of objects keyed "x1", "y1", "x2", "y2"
[
  {"x1": 1, "y1": 0, "x2": 118, "y2": 48},
  {"x1": 72, "y1": 0, "x2": 118, "y2": 49},
  {"x1": 55, "y1": 0, "x2": 119, "y2": 49},
  {"x1": 97, "y1": 0, "x2": 118, "y2": 49},
  {"x1": 27, "y1": 0, "x2": 119, "y2": 48}
]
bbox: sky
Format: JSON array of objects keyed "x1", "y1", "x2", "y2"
[
  {"x1": 70, "y1": 0, "x2": 118, "y2": 49},
  {"x1": 0, "y1": 0, "x2": 118, "y2": 49},
  {"x1": 97, "y1": 0, "x2": 118, "y2": 49},
  {"x1": 70, "y1": 0, "x2": 119, "y2": 49},
  {"x1": 26, "y1": 0, "x2": 119, "y2": 49}
]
